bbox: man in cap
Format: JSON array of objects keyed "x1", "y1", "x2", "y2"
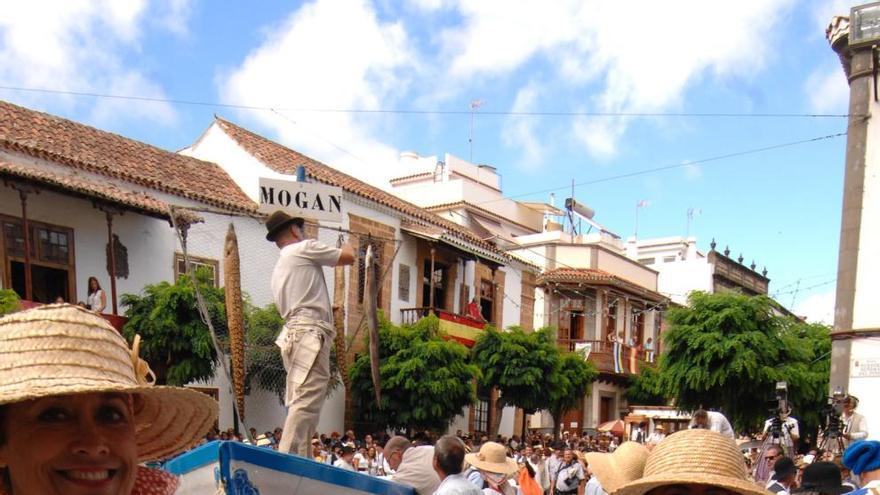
[
  {"x1": 266, "y1": 210, "x2": 355, "y2": 456},
  {"x1": 842, "y1": 440, "x2": 880, "y2": 495},
  {"x1": 616, "y1": 428, "x2": 772, "y2": 495},
  {"x1": 766, "y1": 457, "x2": 798, "y2": 495}
]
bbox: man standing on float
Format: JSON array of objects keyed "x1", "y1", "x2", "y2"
[{"x1": 266, "y1": 210, "x2": 355, "y2": 456}]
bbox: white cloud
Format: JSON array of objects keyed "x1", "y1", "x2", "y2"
[
  {"x1": 793, "y1": 289, "x2": 836, "y2": 324},
  {"x1": 220, "y1": 0, "x2": 419, "y2": 188},
  {"x1": 502, "y1": 84, "x2": 545, "y2": 169},
  {"x1": 805, "y1": 65, "x2": 850, "y2": 113},
  {"x1": 435, "y1": 0, "x2": 794, "y2": 155},
  {"x1": 0, "y1": 0, "x2": 186, "y2": 125}
]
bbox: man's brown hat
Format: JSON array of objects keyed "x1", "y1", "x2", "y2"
[{"x1": 265, "y1": 210, "x2": 304, "y2": 241}]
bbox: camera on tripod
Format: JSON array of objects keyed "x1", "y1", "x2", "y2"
[
  {"x1": 822, "y1": 387, "x2": 848, "y2": 436},
  {"x1": 766, "y1": 382, "x2": 789, "y2": 438}
]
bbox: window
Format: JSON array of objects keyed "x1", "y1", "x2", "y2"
[
  {"x1": 1, "y1": 216, "x2": 75, "y2": 303},
  {"x1": 423, "y1": 260, "x2": 447, "y2": 310},
  {"x1": 604, "y1": 298, "x2": 618, "y2": 341},
  {"x1": 479, "y1": 279, "x2": 494, "y2": 323},
  {"x1": 662, "y1": 256, "x2": 676, "y2": 263},
  {"x1": 174, "y1": 254, "x2": 219, "y2": 287},
  {"x1": 474, "y1": 398, "x2": 489, "y2": 435},
  {"x1": 632, "y1": 310, "x2": 645, "y2": 346},
  {"x1": 398, "y1": 263, "x2": 410, "y2": 302},
  {"x1": 638, "y1": 258, "x2": 655, "y2": 265}
]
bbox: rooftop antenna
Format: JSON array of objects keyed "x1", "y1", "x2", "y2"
[{"x1": 469, "y1": 99, "x2": 484, "y2": 163}]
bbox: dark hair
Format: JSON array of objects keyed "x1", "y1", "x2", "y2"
[
  {"x1": 435, "y1": 435, "x2": 467, "y2": 476},
  {"x1": 87, "y1": 276, "x2": 102, "y2": 295}
]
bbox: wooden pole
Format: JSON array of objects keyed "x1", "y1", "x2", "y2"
[
  {"x1": 106, "y1": 211, "x2": 118, "y2": 315},
  {"x1": 19, "y1": 190, "x2": 32, "y2": 301},
  {"x1": 428, "y1": 245, "x2": 436, "y2": 311}
]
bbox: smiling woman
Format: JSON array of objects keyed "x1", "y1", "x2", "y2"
[{"x1": 0, "y1": 304, "x2": 218, "y2": 495}]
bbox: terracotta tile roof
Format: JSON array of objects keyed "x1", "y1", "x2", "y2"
[
  {"x1": 0, "y1": 160, "x2": 201, "y2": 224},
  {"x1": 0, "y1": 100, "x2": 256, "y2": 214},
  {"x1": 537, "y1": 268, "x2": 667, "y2": 302},
  {"x1": 389, "y1": 171, "x2": 433, "y2": 183},
  {"x1": 213, "y1": 116, "x2": 504, "y2": 256}
]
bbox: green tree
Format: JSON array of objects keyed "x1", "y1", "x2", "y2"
[
  {"x1": 350, "y1": 314, "x2": 478, "y2": 434},
  {"x1": 626, "y1": 365, "x2": 668, "y2": 406},
  {"x1": 547, "y1": 352, "x2": 598, "y2": 438},
  {"x1": 471, "y1": 326, "x2": 560, "y2": 437},
  {"x1": 0, "y1": 289, "x2": 20, "y2": 316},
  {"x1": 654, "y1": 291, "x2": 830, "y2": 432},
  {"x1": 242, "y1": 302, "x2": 342, "y2": 404},
  {"x1": 121, "y1": 268, "x2": 222, "y2": 385}
]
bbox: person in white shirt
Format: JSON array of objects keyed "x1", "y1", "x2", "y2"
[
  {"x1": 334, "y1": 446, "x2": 357, "y2": 471},
  {"x1": 552, "y1": 449, "x2": 585, "y2": 495},
  {"x1": 842, "y1": 395, "x2": 869, "y2": 447},
  {"x1": 353, "y1": 446, "x2": 368, "y2": 472},
  {"x1": 432, "y1": 435, "x2": 481, "y2": 495},
  {"x1": 689, "y1": 409, "x2": 735, "y2": 439},
  {"x1": 630, "y1": 423, "x2": 645, "y2": 443},
  {"x1": 384, "y1": 435, "x2": 442, "y2": 495},
  {"x1": 267, "y1": 211, "x2": 354, "y2": 456},
  {"x1": 646, "y1": 424, "x2": 666, "y2": 444},
  {"x1": 524, "y1": 445, "x2": 549, "y2": 493}
]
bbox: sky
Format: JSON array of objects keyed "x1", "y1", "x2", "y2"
[{"x1": 0, "y1": 0, "x2": 857, "y2": 323}]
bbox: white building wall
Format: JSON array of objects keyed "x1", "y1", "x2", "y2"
[
  {"x1": 847, "y1": 337, "x2": 880, "y2": 439},
  {"x1": 501, "y1": 265, "x2": 522, "y2": 330},
  {"x1": 0, "y1": 183, "x2": 176, "y2": 307}
]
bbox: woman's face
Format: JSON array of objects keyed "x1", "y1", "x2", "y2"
[
  {"x1": 0, "y1": 393, "x2": 137, "y2": 495},
  {"x1": 89, "y1": 279, "x2": 97, "y2": 291}
]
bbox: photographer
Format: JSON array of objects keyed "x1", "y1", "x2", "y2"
[
  {"x1": 762, "y1": 405, "x2": 800, "y2": 449},
  {"x1": 842, "y1": 395, "x2": 869, "y2": 447}
]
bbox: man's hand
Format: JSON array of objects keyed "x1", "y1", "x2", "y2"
[{"x1": 337, "y1": 243, "x2": 355, "y2": 266}]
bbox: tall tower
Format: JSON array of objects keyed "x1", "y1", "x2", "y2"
[{"x1": 827, "y1": 9, "x2": 880, "y2": 432}]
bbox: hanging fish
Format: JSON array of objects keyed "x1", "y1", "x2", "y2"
[
  {"x1": 224, "y1": 223, "x2": 246, "y2": 421},
  {"x1": 363, "y1": 243, "x2": 382, "y2": 407},
  {"x1": 332, "y1": 235, "x2": 349, "y2": 393}
]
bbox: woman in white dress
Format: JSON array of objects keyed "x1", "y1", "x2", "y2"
[{"x1": 87, "y1": 276, "x2": 106, "y2": 313}]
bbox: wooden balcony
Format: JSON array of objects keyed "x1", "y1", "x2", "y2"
[
  {"x1": 558, "y1": 339, "x2": 656, "y2": 376},
  {"x1": 400, "y1": 307, "x2": 487, "y2": 347},
  {"x1": 19, "y1": 299, "x2": 128, "y2": 333}
]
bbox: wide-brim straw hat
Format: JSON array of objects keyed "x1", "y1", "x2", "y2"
[
  {"x1": 585, "y1": 441, "x2": 650, "y2": 494},
  {"x1": 465, "y1": 441, "x2": 519, "y2": 475},
  {"x1": 616, "y1": 429, "x2": 772, "y2": 495},
  {"x1": 0, "y1": 304, "x2": 217, "y2": 462}
]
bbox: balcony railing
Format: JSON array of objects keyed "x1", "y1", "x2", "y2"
[
  {"x1": 400, "y1": 306, "x2": 487, "y2": 347},
  {"x1": 559, "y1": 339, "x2": 656, "y2": 376},
  {"x1": 19, "y1": 300, "x2": 128, "y2": 333}
]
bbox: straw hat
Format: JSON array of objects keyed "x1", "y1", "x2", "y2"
[
  {"x1": 585, "y1": 441, "x2": 650, "y2": 494},
  {"x1": 0, "y1": 304, "x2": 218, "y2": 462},
  {"x1": 616, "y1": 429, "x2": 772, "y2": 495},
  {"x1": 465, "y1": 441, "x2": 519, "y2": 475}
]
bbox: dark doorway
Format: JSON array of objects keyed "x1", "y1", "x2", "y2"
[
  {"x1": 569, "y1": 311, "x2": 584, "y2": 341},
  {"x1": 423, "y1": 259, "x2": 447, "y2": 310},
  {"x1": 11, "y1": 261, "x2": 70, "y2": 303},
  {"x1": 599, "y1": 396, "x2": 613, "y2": 424}
]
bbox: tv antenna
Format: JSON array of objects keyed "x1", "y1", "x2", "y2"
[{"x1": 469, "y1": 99, "x2": 484, "y2": 162}]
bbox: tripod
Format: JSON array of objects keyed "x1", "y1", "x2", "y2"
[
  {"x1": 752, "y1": 421, "x2": 794, "y2": 483},
  {"x1": 818, "y1": 427, "x2": 846, "y2": 457}
]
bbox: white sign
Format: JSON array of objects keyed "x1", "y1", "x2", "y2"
[
  {"x1": 851, "y1": 357, "x2": 880, "y2": 378},
  {"x1": 258, "y1": 177, "x2": 343, "y2": 222}
]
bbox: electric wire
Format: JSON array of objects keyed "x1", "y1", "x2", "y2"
[{"x1": 0, "y1": 84, "x2": 857, "y2": 118}]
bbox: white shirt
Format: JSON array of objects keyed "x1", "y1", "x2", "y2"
[
  {"x1": 392, "y1": 446, "x2": 442, "y2": 495},
  {"x1": 763, "y1": 417, "x2": 799, "y2": 443},
  {"x1": 647, "y1": 432, "x2": 666, "y2": 444},
  {"x1": 353, "y1": 452, "x2": 367, "y2": 471},
  {"x1": 555, "y1": 461, "x2": 585, "y2": 492},
  {"x1": 689, "y1": 411, "x2": 735, "y2": 439},
  {"x1": 87, "y1": 289, "x2": 105, "y2": 313},
  {"x1": 844, "y1": 411, "x2": 869, "y2": 442},
  {"x1": 434, "y1": 473, "x2": 482, "y2": 495},
  {"x1": 585, "y1": 475, "x2": 607, "y2": 495},
  {"x1": 334, "y1": 458, "x2": 356, "y2": 471},
  {"x1": 271, "y1": 239, "x2": 340, "y2": 323}
]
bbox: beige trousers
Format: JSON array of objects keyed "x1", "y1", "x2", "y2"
[{"x1": 275, "y1": 317, "x2": 334, "y2": 457}]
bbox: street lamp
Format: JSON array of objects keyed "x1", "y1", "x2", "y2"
[{"x1": 851, "y1": 2, "x2": 880, "y2": 47}]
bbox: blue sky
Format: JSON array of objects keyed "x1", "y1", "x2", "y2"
[{"x1": 0, "y1": 0, "x2": 855, "y2": 321}]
